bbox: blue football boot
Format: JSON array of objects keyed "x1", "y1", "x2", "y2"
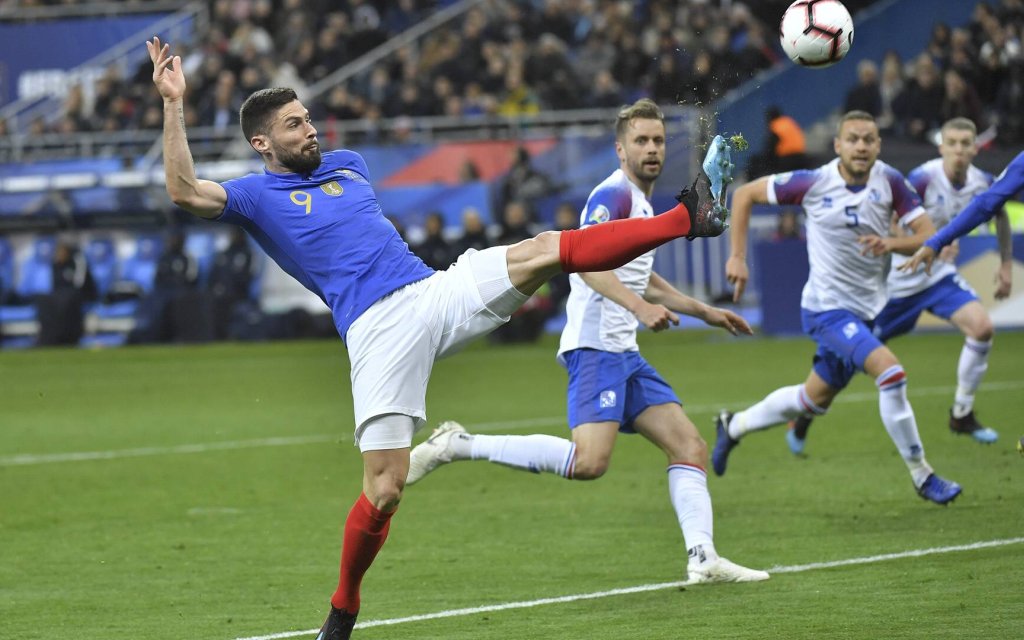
[
  {"x1": 712, "y1": 410, "x2": 739, "y2": 476},
  {"x1": 916, "y1": 473, "x2": 962, "y2": 506},
  {"x1": 676, "y1": 135, "x2": 735, "y2": 239},
  {"x1": 949, "y1": 409, "x2": 998, "y2": 444}
]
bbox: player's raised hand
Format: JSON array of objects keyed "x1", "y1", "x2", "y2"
[
  {"x1": 857, "y1": 234, "x2": 890, "y2": 256},
  {"x1": 635, "y1": 302, "x2": 679, "y2": 332},
  {"x1": 725, "y1": 255, "x2": 748, "y2": 302},
  {"x1": 147, "y1": 36, "x2": 185, "y2": 102},
  {"x1": 704, "y1": 306, "x2": 753, "y2": 336},
  {"x1": 899, "y1": 245, "x2": 936, "y2": 275}
]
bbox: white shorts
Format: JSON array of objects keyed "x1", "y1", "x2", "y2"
[{"x1": 347, "y1": 246, "x2": 528, "y2": 449}]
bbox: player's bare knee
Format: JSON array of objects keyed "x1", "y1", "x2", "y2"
[
  {"x1": 970, "y1": 317, "x2": 994, "y2": 342},
  {"x1": 572, "y1": 454, "x2": 611, "y2": 480},
  {"x1": 367, "y1": 476, "x2": 404, "y2": 511}
]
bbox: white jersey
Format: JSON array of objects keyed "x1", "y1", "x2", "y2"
[
  {"x1": 767, "y1": 158, "x2": 925, "y2": 320},
  {"x1": 558, "y1": 169, "x2": 655, "y2": 358},
  {"x1": 887, "y1": 158, "x2": 994, "y2": 298}
]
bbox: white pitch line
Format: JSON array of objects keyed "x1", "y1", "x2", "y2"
[
  {"x1": 4, "y1": 380, "x2": 1021, "y2": 468},
  {"x1": 233, "y1": 537, "x2": 1024, "y2": 640}
]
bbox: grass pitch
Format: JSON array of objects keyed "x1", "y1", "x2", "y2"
[{"x1": 2, "y1": 329, "x2": 1022, "y2": 640}]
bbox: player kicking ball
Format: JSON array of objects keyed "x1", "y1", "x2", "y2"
[
  {"x1": 716, "y1": 110, "x2": 961, "y2": 506},
  {"x1": 147, "y1": 39, "x2": 736, "y2": 640},
  {"x1": 408, "y1": 101, "x2": 769, "y2": 586},
  {"x1": 786, "y1": 117, "x2": 1011, "y2": 453}
]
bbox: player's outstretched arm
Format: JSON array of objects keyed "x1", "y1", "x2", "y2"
[
  {"x1": 644, "y1": 272, "x2": 752, "y2": 336},
  {"x1": 994, "y1": 210, "x2": 1013, "y2": 299},
  {"x1": 860, "y1": 212, "x2": 936, "y2": 257},
  {"x1": 147, "y1": 37, "x2": 226, "y2": 219},
  {"x1": 726, "y1": 178, "x2": 770, "y2": 302},
  {"x1": 580, "y1": 271, "x2": 679, "y2": 332}
]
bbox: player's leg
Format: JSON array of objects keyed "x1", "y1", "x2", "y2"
[
  {"x1": 786, "y1": 294, "x2": 921, "y2": 456},
  {"x1": 712, "y1": 369, "x2": 835, "y2": 476},
  {"x1": 861, "y1": 345, "x2": 961, "y2": 504},
  {"x1": 947, "y1": 299, "x2": 998, "y2": 442},
  {"x1": 632, "y1": 403, "x2": 768, "y2": 584},
  {"x1": 322, "y1": 417, "x2": 414, "y2": 640},
  {"x1": 503, "y1": 141, "x2": 735, "y2": 296}
]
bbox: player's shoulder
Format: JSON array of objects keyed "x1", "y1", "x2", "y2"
[
  {"x1": 584, "y1": 170, "x2": 634, "y2": 223},
  {"x1": 906, "y1": 159, "x2": 938, "y2": 191},
  {"x1": 322, "y1": 149, "x2": 371, "y2": 180},
  {"x1": 966, "y1": 163, "x2": 994, "y2": 187},
  {"x1": 222, "y1": 167, "x2": 270, "y2": 189}
]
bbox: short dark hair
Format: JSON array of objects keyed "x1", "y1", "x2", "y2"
[
  {"x1": 836, "y1": 110, "x2": 876, "y2": 136},
  {"x1": 239, "y1": 87, "x2": 298, "y2": 142},
  {"x1": 615, "y1": 98, "x2": 664, "y2": 140}
]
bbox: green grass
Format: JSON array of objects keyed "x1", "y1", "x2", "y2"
[{"x1": 2, "y1": 330, "x2": 1022, "y2": 640}]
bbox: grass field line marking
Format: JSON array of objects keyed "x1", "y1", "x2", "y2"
[
  {"x1": 233, "y1": 537, "x2": 1024, "y2": 640},
  {"x1": 4, "y1": 379, "x2": 1021, "y2": 468},
  {"x1": 0, "y1": 435, "x2": 336, "y2": 466}
]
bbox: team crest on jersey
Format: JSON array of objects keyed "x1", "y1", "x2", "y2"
[
  {"x1": 320, "y1": 181, "x2": 344, "y2": 196},
  {"x1": 937, "y1": 194, "x2": 945, "y2": 205},
  {"x1": 599, "y1": 390, "x2": 617, "y2": 408},
  {"x1": 869, "y1": 188, "x2": 881, "y2": 203},
  {"x1": 588, "y1": 204, "x2": 611, "y2": 224},
  {"x1": 823, "y1": 196, "x2": 833, "y2": 208},
  {"x1": 843, "y1": 322, "x2": 859, "y2": 340}
]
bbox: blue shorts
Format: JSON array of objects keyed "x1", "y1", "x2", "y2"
[
  {"x1": 874, "y1": 274, "x2": 979, "y2": 342},
  {"x1": 801, "y1": 308, "x2": 885, "y2": 391},
  {"x1": 562, "y1": 349, "x2": 680, "y2": 433}
]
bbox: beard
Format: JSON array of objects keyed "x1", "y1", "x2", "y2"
[{"x1": 276, "y1": 142, "x2": 322, "y2": 174}]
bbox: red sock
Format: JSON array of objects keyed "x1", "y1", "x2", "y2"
[
  {"x1": 330, "y1": 493, "x2": 394, "y2": 613},
  {"x1": 558, "y1": 203, "x2": 691, "y2": 272}
]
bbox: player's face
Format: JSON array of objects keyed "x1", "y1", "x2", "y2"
[
  {"x1": 938, "y1": 128, "x2": 977, "y2": 175},
  {"x1": 616, "y1": 118, "x2": 666, "y2": 186},
  {"x1": 834, "y1": 119, "x2": 880, "y2": 181},
  {"x1": 262, "y1": 100, "x2": 321, "y2": 174}
]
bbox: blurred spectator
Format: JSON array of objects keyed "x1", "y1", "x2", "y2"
[
  {"x1": 495, "y1": 200, "x2": 534, "y2": 246},
  {"x1": 941, "y1": 68, "x2": 985, "y2": 130},
  {"x1": 453, "y1": 207, "x2": 491, "y2": 255},
  {"x1": 132, "y1": 229, "x2": 204, "y2": 343},
  {"x1": 773, "y1": 209, "x2": 804, "y2": 242},
  {"x1": 749, "y1": 106, "x2": 810, "y2": 177},
  {"x1": 893, "y1": 54, "x2": 945, "y2": 140},
  {"x1": 413, "y1": 211, "x2": 454, "y2": 271},
  {"x1": 500, "y1": 146, "x2": 558, "y2": 217},
  {"x1": 844, "y1": 60, "x2": 882, "y2": 117},
  {"x1": 209, "y1": 227, "x2": 256, "y2": 339},
  {"x1": 877, "y1": 50, "x2": 905, "y2": 132},
  {"x1": 588, "y1": 70, "x2": 623, "y2": 109},
  {"x1": 996, "y1": 61, "x2": 1024, "y2": 143},
  {"x1": 35, "y1": 241, "x2": 96, "y2": 346}
]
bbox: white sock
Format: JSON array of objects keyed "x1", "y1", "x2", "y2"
[
  {"x1": 728, "y1": 384, "x2": 826, "y2": 440},
  {"x1": 669, "y1": 463, "x2": 716, "y2": 561},
  {"x1": 876, "y1": 365, "x2": 932, "y2": 487},
  {"x1": 953, "y1": 337, "x2": 991, "y2": 418},
  {"x1": 468, "y1": 434, "x2": 576, "y2": 477}
]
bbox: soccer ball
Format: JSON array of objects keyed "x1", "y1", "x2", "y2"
[{"x1": 779, "y1": 0, "x2": 854, "y2": 68}]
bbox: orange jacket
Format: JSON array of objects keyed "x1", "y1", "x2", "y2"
[{"x1": 770, "y1": 116, "x2": 806, "y2": 157}]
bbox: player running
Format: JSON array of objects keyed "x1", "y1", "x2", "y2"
[
  {"x1": 147, "y1": 39, "x2": 733, "y2": 640},
  {"x1": 787, "y1": 118, "x2": 1012, "y2": 453},
  {"x1": 716, "y1": 110, "x2": 962, "y2": 506},
  {"x1": 405, "y1": 100, "x2": 768, "y2": 586}
]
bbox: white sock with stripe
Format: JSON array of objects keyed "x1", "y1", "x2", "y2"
[
  {"x1": 876, "y1": 365, "x2": 932, "y2": 487},
  {"x1": 468, "y1": 434, "x2": 576, "y2": 477},
  {"x1": 668, "y1": 463, "x2": 717, "y2": 563},
  {"x1": 728, "y1": 384, "x2": 827, "y2": 440},
  {"x1": 953, "y1": 337, "x2": 991, "y2": 418}
]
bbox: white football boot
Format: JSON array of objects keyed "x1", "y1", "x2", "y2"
[
  {"x1": 406, "y1": 421, "x2": 468, "y2": 485},
  {"x1": 683, "y1": 557, "x2": 770, "y2": 585}
]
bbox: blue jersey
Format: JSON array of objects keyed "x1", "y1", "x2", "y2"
[
  {"x1": 926, "y1": 151, "x2": 1024, "y2": 252},
  {"x1": 218, "y1": 150, "x2": 434, "y2": 340}
]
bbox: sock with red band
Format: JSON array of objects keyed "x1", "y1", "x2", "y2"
[
  {"x1": 330, "y1": 493, "x2": 394, "y2": 613},
  {"x1": 558, "y1": 203, "x2": 691, "y2": 272}
]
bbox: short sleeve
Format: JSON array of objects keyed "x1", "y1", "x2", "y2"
[
  {"x1": 581, "y1": 182, "x2": 632, "y2": 226},
  {"x1": 218, "y1": 173, "x2": 263, "y2": 224},
  {"x1": 885, "y1": 167, "x2": 924, "y2": 219},
  {"x1": 767, "y1": 169, "x2": 820, "y2": 205},
  {"x1": 906, "y1": 166, "x2": 929, "y2": 197}
]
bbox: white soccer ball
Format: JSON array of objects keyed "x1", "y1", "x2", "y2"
[{"x1": 779, "y1": 0, "x2": 854, "y2": 68}]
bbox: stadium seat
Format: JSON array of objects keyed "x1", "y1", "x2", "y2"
[
  {"x1": 83, "y1": 234, "x2": 162, "y2": 341},
  {"x1": 0, "y1": 237, "x2": 56, "y2": 347}
]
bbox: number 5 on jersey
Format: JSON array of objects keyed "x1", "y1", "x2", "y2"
[{"x1": 844, "y1": 205, "x2": 859, "y2": 228}]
